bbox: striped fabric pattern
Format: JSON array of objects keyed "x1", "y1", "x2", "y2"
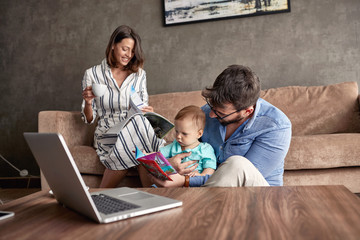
[{"x1": 81, "y1": 59, "x2": 165, "y2": 170}]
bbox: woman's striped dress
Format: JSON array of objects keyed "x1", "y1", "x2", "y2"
[{"x1": 81, "y1": 59, "x2": 165, "y2": 170}]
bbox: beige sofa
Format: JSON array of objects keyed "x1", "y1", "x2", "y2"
[{"x1": 39, "y1": 82, "x2": 360, "y2": 193}]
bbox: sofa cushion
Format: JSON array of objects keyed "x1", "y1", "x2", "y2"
[
  {"x1": 285, "y1": 133, "x2": 360, "y2": 170},
  {"x1": 149, "y1": 90, "x2": 205, "y2": 142},
  {"x1": 70, "y1": 146, "x2": 105, "y2": 175},
  {"x1": 39, "y1": 111, "x2": 96, "y2": 147},
  {"x1": 261, "y1": 82, "x2": 360, "y2": 135},
  {"x1": 149, "y1": 90, "x2": 205, "y2": 121}
]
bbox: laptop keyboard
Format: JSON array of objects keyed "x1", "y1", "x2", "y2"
[{"x1": 91, "y1": 194, "x2": 141, "y2": 215}]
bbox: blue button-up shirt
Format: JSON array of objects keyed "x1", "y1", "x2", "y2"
[{"x1": 189, "y1": 98, "x2": 292, "y2": 187}]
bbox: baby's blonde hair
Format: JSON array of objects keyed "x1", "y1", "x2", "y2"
[{"x1": 175, "y1": 105, "x2": 205, "y2": 130}]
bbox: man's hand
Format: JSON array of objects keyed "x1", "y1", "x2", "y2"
[
  {"x1": 149, "y1": 173, "x2": 185, "y2": 188},
  {"x1": 168, "y1": 152, "x2": 198, "y2": 175}
]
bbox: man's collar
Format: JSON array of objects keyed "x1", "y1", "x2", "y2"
[{"x1": 243, "y1": 98, "x2": 262, "y2": 131}]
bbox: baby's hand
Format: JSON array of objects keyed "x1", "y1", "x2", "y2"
[{"x1": 187, "y1": 170, "x2": 200, "y2": 177}]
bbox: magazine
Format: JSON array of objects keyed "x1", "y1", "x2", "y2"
[
  {"x1": 105, "y1": 87, "x2": 174, "y2": 139},
  {"x1": 135, "y1": 146, "x2": 177, "y2": 181}
]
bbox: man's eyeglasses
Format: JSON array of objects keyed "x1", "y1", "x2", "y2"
[{"x1": 205, "y1": 99, "x2": 242, "y2": 120}]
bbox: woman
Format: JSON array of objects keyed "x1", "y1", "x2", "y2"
[{"x1": 81, "y1": 25, "x2": 164, "y2": 187}]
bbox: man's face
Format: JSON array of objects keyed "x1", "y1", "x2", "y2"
[{"x1": 208, "y1": 102, "x2": 249, "y2": 126}]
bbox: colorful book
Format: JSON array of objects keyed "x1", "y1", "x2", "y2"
[{"x1": 135, "y1": 146, "x2": 177, "y2": 181}]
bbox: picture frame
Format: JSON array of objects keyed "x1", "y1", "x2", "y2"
[{"x1": 163, "y1": 0, "x2": 291, "y2": 26}]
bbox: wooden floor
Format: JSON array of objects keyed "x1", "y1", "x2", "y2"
[
  {"x1": 0, "y1": 188, "x2": 41, "y2": 205},
  {"x1": 0, "y1": 176, "x2": 41, "y2": 204}
]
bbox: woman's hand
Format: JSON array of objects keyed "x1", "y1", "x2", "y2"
[
  {"x1": 82, "y1": 86, "x2": 95, "y2": 122},
  {"x1": 82, "y1": 86, "x2": 96, "y2": 105},
  {"x1": 141, "y1": 106, "x2": 154, "y2": 113},
  {"x1": 149, "y1": 173, "x2": 186, "y2": 188},
  {"x1": 168, "y1": 152, "x2": 198, "y2": 175}
]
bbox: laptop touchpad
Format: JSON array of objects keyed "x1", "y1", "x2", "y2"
[{"x1": 119, "y1": 192, "x2": 154, "y2": 201}]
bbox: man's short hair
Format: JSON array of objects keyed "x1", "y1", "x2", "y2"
[
  {"x1": 175, "y1": 105, "x2": 206, "y2": 130},
  {"x1": 202, "y1": 65, "x2": 261, "y2": 110}
]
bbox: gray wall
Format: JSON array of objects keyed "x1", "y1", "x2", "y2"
[{"x1": 1, "y1": 0, "x2": 359, "y2": 177}]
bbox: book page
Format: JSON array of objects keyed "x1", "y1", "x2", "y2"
[
  {"x1": 105, "y1": 87, "x2": 174, "y2": 137},
  {"x1": 144, "y1": 112, "x2": 174, "y2": 139}
]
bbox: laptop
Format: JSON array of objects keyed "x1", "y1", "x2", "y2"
[{"x1": 24, "y1": 132, "x2": 182, "y2": 224}]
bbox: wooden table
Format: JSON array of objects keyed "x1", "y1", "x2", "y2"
[{"x1": 1, "y1": 185, "x2": 359, "y2": 239}]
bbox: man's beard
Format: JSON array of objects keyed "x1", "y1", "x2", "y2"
[{"x1": 219, "y1": 115, "x2": 245, "y2": 126}]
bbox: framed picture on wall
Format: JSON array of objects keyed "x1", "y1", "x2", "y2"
[{"x1": 163, "y1": 0, "x2": 291, "y2": 26}]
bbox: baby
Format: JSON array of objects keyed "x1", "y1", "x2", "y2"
[{"x1": 160, "y1": 105, "x2": 216, "y2": 176}]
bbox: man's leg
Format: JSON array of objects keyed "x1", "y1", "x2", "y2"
[{"x1": 203, "y1": 156, "x2": 269, "y2": 187}]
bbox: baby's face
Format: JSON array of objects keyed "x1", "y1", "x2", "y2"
[{"x1": 174, "y1": 117, "x2": 203, "y2": 150}]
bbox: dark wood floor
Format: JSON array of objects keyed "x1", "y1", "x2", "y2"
[
  {"x1": 0, "y1": 176, "x2": 41, "y2": 204},
  {"x1": 0, "y1": 188, "x2": 41, "y2": 205}
]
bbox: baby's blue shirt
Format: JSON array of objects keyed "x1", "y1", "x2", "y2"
[{"x1": 159, "y1": 140, "x2": 217, "y2": 173}]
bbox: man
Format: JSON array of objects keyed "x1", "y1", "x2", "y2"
[{"x1": 151, "y1": 65, "x2": 291, "y2": 187}]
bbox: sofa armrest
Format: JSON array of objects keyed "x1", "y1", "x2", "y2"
[
  {"x1": 38, "y1": 111, "x2": 97, "y2": 190},
  {"x1": 38, "y1": 111, "x2": 96, "y2": 148}
]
